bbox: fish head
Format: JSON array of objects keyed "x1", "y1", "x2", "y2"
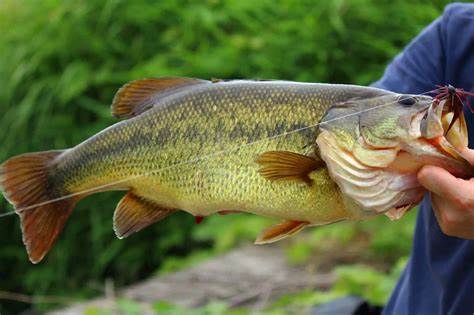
[{"x1": 316, "y1": 92, "x2": 472, "y2": 218}]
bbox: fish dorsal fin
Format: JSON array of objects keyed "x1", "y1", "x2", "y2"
[
  {"x1": 111, "y1": 77, "x2": 209, "y2": 119},
  {"x1": 256, "y1": 151, "x2": 323, "y2": 185},
  {"x1": 255, "y1": 220, "x2": 308, "y2": 244},
  {"x1": 113, "y1": 192, "x2": 175, "y2": 238}
]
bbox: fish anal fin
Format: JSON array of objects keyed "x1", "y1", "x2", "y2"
[
  {"x1": 111, "y1": 77, "x2": 208, "y2": 119},
  {"x1": 255, "y1": 220, "x2": 308, "y2": 244},
  {"x1": 256, "y1": 151, "x2": 323, "y2": 184},
  {"x1": 113, "y1": 192, "x2": 175, "y2": 238}
]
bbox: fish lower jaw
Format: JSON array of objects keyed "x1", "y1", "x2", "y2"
[{"x1": 403, "y1": 137, "x2": 473, "y2": 178}]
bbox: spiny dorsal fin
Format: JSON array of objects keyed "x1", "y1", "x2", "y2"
[
  {"x1": 113, "y1": 192, "x2": 175, "y2": 238},
  {"x1": 111, "y1": 77, "x2": 209, "y2": 119},
  {"x1": 255, "y1": 220, "x2": 308, "y2": 244},
  {"x1": 256, "y1": 151, "x2": 323, "y2": 185}
]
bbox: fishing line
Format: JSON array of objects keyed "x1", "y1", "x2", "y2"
[{"x1": 0, "y1": 88, "x2": 439, "y2": 219}]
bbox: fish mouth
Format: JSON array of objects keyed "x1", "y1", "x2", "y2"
[{"x1": 416, "y1": 99, "x2": 472, "y2": 177}]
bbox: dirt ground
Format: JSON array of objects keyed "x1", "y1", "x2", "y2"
[{"x1": 48, "y1": 245, "x2": 336, "y2": 315}]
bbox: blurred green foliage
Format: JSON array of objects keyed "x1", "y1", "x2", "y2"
[
  {"x1": 0, "y1": 0, "x2": 456, "y2": 313},
  {"x1": 285, "y1": 208, "x2": 417, "y2": 266}
]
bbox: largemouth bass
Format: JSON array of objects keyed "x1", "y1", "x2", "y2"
[{"x1": 0, "y1": 78, "x2": 472, "y2": 263}]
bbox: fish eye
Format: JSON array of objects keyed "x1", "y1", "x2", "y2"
[{"x1": 398, "y1": 95, "x2": 417, "y2": 106}]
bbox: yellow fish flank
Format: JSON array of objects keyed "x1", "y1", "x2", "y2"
[{"x1": 1, "y1": 77, "x2": 473, "y2": 263}]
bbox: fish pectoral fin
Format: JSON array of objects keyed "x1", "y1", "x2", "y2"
[
  {"x1": 256, "y1": 151, "x2": 323, "y2": 184},
  {"x1": 113, "y1": 192, "x2": 175, "y2": 239},
  {"x1": 111, "y1": 77, "x2": 209, "y2": 119},
  {"x1": 254, "y1": 220, "x2": 308, "y2": 244}
]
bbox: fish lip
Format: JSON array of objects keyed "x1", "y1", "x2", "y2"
[
  {"x1": 420, "y1": 99, "x2": 466, "y2": 141},
  {"x1": 419, "y1": 98, "x2": 446, "y2": 139},
  {"x1": 416, "y1": 99, "x2": 473, "y2": 177}
]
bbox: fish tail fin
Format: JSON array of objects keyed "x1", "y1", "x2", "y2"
[{"x1": 0, "y1": 150, "x2": 78, "y2": 263}]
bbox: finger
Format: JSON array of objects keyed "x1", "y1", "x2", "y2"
[
  {"x1": 431, "y1": 193, "x2": 474, "y2": 239},
  {"x1": 417, "y1": 165, "x2": 473, "y2": 200},
  {"x1": 431, "y1": 193, "x2": 454, "y2": 223}
]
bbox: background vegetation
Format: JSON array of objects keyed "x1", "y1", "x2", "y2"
[{"x1": 0, "y1": 0, "x2": 458, "y2": 314}]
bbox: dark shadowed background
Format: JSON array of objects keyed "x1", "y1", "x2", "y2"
[{"x1": 0, "y1": 1, "x2": 461, "y2": 314}]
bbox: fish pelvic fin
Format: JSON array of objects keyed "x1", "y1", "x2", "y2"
[
  {"x1": 255, "y1": 220, "x2": 308, "y2": 244},
  {"x1": 111, "y1": 77, "x2": 209, "y2": 119},
  {"x1": 256, "y1": 151, "x2": 323, "y2": 185},
  {"x1": 113, "y1": 191, "x2": 175, "y2": 239},
  {"x1": 0, "y1": 150, "x2": 79, "y2": 264}
]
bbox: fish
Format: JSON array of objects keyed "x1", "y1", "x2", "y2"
[{"x1": 0, "y1": 77, "x2": 472, "y2": 263}]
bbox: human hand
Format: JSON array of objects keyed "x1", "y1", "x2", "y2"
[{"x1": 417, "y1": 148, "x2": 474, "y2": 239}]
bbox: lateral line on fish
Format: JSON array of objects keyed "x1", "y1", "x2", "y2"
[{"x1": 0, "y1": 89, "x2": 439, "y2": 219}]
